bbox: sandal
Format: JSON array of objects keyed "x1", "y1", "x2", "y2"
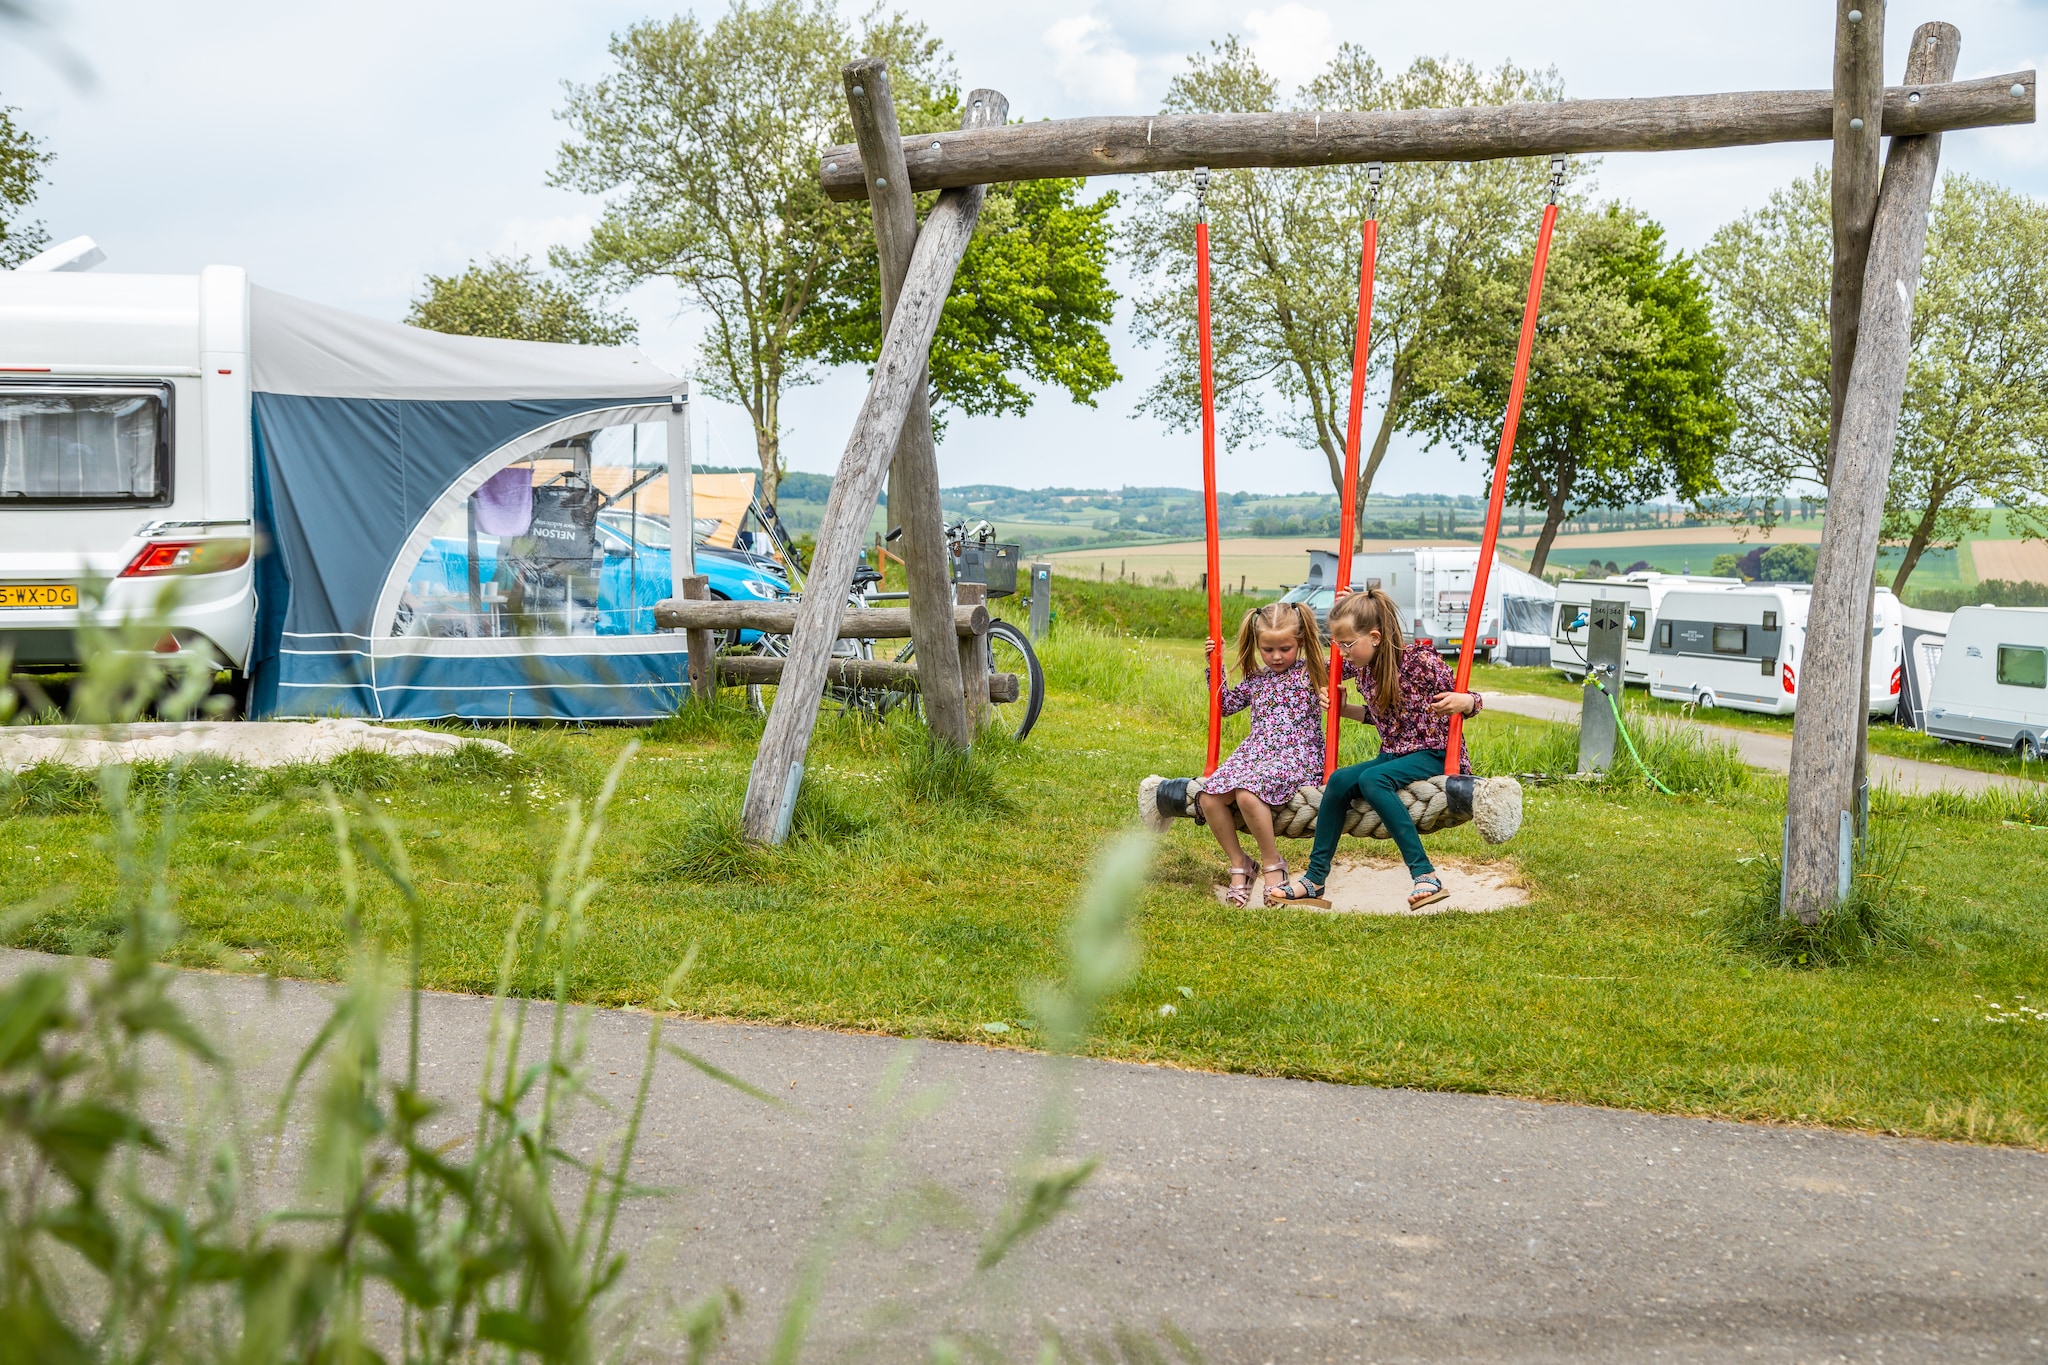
[
  {"x1": 1261, "y1": 861, "x2": 1289, "y2": 903},
  {"x1": 1408, "y1": 874, "x2": 1449, "y2": 910},
  {"x1": 1222, "y1": 863, "x2": 1256, "y2": 907},
  {"x1": 1265, "y1": 873, "x2": 1330, "y2": 908}
]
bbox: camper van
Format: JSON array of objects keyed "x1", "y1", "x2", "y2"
[
  {"x1": 1280, "y1": 546, "x2": 1553, "y2": 664},
  {"x1": 1923, "y1": 606, "x2": 2048, "y2": 758},
  {"x1": 1646, "y1": 583, "x2": 1904, "y2": 717},
  {"x1": 0, "y1": 253, "x2": 763, "y2": 721},
  {"x1": 1550, "y1": 573, "x2": 1740, "y2": 685}
]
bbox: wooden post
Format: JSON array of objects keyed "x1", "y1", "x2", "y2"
[
  {"x1": 818, "y1": 74, "x2": 2034, "y2": 199},
  {"x1": 739, "y1": 123, "x2": 1001, "y2": 844},
  {"x1": 841, "y1": 66, "x2": 1001, "y2": 753},
  {"x1": 1783, "y1": 23, "x2": 1957, "y2": 922},
  {"x1": 955, "y1": 581, "x2": 989, "y2": 736},
  {"x1": 680, "y1": 575, "x2": 714, "y2": 708}
]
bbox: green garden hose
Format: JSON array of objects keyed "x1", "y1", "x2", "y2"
[{"x1": 1585, "y1": 675, "x2": 1678, "y2": 797}]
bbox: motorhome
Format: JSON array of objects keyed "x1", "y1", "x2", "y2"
[
  {"x1": 1550, "y1": 573, "x2": 1740, "y2": 685},
  {"x1": 1281, "y1": 546, "x2": 1554, "y2": 664},
  {"x1": 1922, "y1": 606, "x2": 2048, "y2": 758},
  {"x1": 1646, "y1": 583, "x2": 1904, "y2": 717},
  {"x1": 0, "y1": 248, "x2": 773, "y2": 721}
]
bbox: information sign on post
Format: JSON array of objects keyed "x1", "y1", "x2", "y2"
[{"x1": 1579, "y1": 599, "x2": 1627, "y2": 773}]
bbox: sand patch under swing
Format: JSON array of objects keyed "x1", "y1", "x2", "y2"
[{"x1": 1213, "y1": 855, "x2": 1530, "y2": 915}]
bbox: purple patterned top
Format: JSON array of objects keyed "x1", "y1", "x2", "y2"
[
  {"x1": 1200, "y1": 660, "x2": 1328, "y2": 808},
  {"x1": 1343, "y1": 642, "x2": 1483, "y2": 775}
]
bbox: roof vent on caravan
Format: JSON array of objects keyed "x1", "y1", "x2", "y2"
[{"x1": 13, "y1": 235, "x2": 105, "y2": 273}]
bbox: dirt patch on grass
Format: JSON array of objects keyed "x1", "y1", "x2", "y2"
[{"x1": 1214, "y1": 855, "x2": 1529, "y2": 915}]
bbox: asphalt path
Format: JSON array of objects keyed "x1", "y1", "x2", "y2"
[
  {"x1": 1483, "y1": 691, "x2": 2037, "y2": 796},
  {"x1": 68, "y1": 956, "x2": 2048, "y2": 1363}
]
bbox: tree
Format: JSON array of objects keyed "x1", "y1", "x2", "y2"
[
  {"x1": 1702, "y1": 170, "x2": 2048, "y2": 592},
  {"x1": 405, "y1": 254, "x2": 637, "y2": 345},
  {"x1": 793, "y1": 174, "x2": 1119, "y2": 431},
  {"x1": 1125, "y1": 42, "x2": 1572, "y2": 543},
  {"x1": 1883, "y1": 175, "x2": 2048, "y2": 588},
  {"x1": 0, "y1": 96, "x2": 51, "y2": 268},
  {"x1": 1405, "y1": 207, "x2": 1731, "y2": 574}
]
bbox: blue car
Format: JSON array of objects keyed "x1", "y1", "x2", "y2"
[{"x1": 408, "y1": 510, "x2": 789, "y2": 640}]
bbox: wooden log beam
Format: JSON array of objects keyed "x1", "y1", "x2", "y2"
[
  {"x1": 714, "y1": 653, "x2": 1019, "y2": 703},
  {"x1": 844, "y1": 60, "x2": 985, "y2": 750},
  {"x1": 680, "y1": 575, "x2": 715, "y2": 707},
  {"x1": 955, "y1": 582, "x2": 990, "y2": 735},
  {"x1": 1829, "y1": 0, "x2": 1887, "y2": 480},
  {"x1": 741, "y1": 130, "x2": 1000, "y2": 844},
  {"x1": 818, "y1": 72, "x2": 2034, "y2": 199},
  {"x1": 653, "y1": 599, "x2": 988, "y2": 639},
  {"x1": 1783, "y1": 23, "x2": 1958, "y2": 924}
]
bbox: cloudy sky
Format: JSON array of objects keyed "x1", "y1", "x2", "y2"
[{"x1": 2, "y1": 1, "x2": 2043, "y2": 495}]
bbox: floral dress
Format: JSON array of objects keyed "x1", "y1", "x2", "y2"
[
  {"x1": 1198, "y1": 660, "x2": 1327, "y2": 807},
  {"x1": 1342, "y1": 642, "x2": 1484, "y2": 775}
]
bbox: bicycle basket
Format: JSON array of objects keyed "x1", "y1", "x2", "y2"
[{"x1": 950, "y1": 541, "x2": 1020, "y2": 597}]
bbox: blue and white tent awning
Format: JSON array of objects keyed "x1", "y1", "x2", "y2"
[{"x1": 247, "y1": 286, "x2": 694, "y2": 722}]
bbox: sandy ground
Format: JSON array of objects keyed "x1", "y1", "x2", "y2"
[
  {"x1": 1970, "y1": 537, "x2": 2048, "y2": 584},
  {"x1": 1213, "y1": 854, "x2": 1529, "y2": 913}
]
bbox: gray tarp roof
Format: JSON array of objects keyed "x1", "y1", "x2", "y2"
[{"x1": 249, "y1": 286, "x2": 679, "y2": 401}]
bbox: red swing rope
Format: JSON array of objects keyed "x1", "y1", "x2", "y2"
[
  {"x1": 1445, "y1": 157, "x2": 1567, "y2": 777},
  {"x1": 1324, "y1": 165, "x2": 1382, "y2": 782},
  {"x1": 1197, "y1": 169, "x2": 1225, "y2": 775}
]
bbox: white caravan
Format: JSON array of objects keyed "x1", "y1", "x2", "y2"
[
  {"x1": 1646, "y1": 583, "x2": 1903, "y2": 717},
  {"x1": 1550, "y1": 573, "x2": 1740, "y2": 685},
  {"x1": 1923, "y1": 606, "x2": 2048, "y2": 758},
  {"x1": 1286, "y1": 546, "x2": 1553, "y2": 663}
]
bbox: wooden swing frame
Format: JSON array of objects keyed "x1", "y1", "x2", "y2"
[{"x1": 656, "y1": 13, "x2": 2033, "y2": 880}]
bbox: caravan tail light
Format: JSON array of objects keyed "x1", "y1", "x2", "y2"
[
  {"x1": 1890, "y1": 665, "x2": 1903, "y2": 695},
  {"x1": 1483, "y1": 638, "x2": 1497, "y2": 648},
  {"x1": 1782, "y1": 664, "x2": 1796, "y2": 694},
  {"x1": 120, "y1": 538, "x2": 251, "y2": 578}
]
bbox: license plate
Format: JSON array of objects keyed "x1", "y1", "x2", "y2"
[{"x1": 0, "y1": 584, "x2": 77, "y2": 608}]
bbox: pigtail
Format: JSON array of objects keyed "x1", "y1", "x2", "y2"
[
  {"x1": 1292, "y1": 601, "x2": 1328, "y2": 702},
  {"x1": 1328, "y1": 586, "x2": 1407, "y2": 717},
  {"x1": 1230, "y1": 606, "x2": 1262, "y2": 685}
]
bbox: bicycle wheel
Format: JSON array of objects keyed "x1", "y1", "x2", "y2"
[{"x1": 893, "y1": 621, "x2": 1045, "y2": 742}]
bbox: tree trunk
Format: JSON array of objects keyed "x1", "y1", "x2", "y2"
[
  {"x1": 1354, "y1": 361, "x2": 1409, "y2": 548},
  {"x1": 1529, "y1": 468, "x2": 1575, "y2": 576},
  {"x1": 755, "y1": 383, "x2": 782, "y2": 505},
  {"x1": 1890, "y1": 493, "x2": 1950, "y2": 593},
  {"x1": 1784, "y1": 22, "x2": 1956, "y2": 923}
]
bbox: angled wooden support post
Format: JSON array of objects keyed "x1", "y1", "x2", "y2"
[
  {"x1": 841, "y1": 65, "x2": 1004, "y2": 751},
  {"x1": 954, "y1": 581, "x2": 990, "y2": 735},
  {"x1": 1784, "y1": 22, "x2": 1958, "y2": 922},
  {"x1": 680, "y1": 575, "x2": 714, "y2": 707},
  {"x1": 739, "y1": 101, "x2": 1004, "y2": 844}
]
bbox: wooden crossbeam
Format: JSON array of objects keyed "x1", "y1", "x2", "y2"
[
  {"x1": 819, "y1": 72, "x2": 2034, "y2": 199},
  {"x1": 653, "y1": 599, "x2": 988, "y2": 639},
  {"x1": 714, "y1": 653, "x2": 1019, "y2": 703}
]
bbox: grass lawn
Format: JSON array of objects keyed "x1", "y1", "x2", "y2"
[
  {"x1": 1468, "y1": 661, "x2": 2048, "y2": 785},
  {"x1": 4, "y1": 631, "x2": 2046, "y2": 1150}
]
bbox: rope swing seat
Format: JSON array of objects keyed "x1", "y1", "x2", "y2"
[
  {"x1": 1154, "y1": 156, "x2": 1573, "y2": 855},
  {"x1": 1137, "y1": 771, "x2": 1525, "y2": 844}
]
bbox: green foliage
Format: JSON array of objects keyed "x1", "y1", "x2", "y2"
[
  {"x1": 1407, "y1": 206, "x2": 1732, "y2": 574},
  {"x1": 1758, "y1": 543, "x2": 1817, "y2": 583},
  {"x1": 1712, "y1": 817, "x2": 1923, "y2": 968},
  {"x1": 550, "y1": 1, "x2": 952, "y2": 499},
  {"x1": 1701, "y1": 170, "x2": 2048, "y2": 593},
  {"x1": 0, "y1": 95, "x2": 49, "y2": 268},
  {"x1": 405, "y1": 254, "x2": 637, "y2": 345},
  {"x1": 1128, "y1": 43, "x2": 1572, "y2": 515},
  {"x1": 894, "y1": 732, "x2": 1016, "y2": 816},
  {"x1": 1904, "y1": 577, "x2": 2048, "y2": 613},
  {"x1": 1470, "y1": 706, "x2": 1751, "y2": 798},
  {"x1": 795, "y1": 175, "x2": 1120, "y2": 428},
  {"x1": 1048, "y1": 575, "x2": 1265, "y2": 640}
]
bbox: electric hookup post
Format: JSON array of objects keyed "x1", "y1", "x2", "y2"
[
  {"x1": 1028, "y1": 561, "x2": 1051, "y2": 640},
  {"x1": 1579, "y1": 600, "x2": 1627, "y2": 773}
]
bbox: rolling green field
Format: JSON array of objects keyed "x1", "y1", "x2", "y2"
[{"x1": 5, "y1": 628, "x2": 2046, "y2": 1150}]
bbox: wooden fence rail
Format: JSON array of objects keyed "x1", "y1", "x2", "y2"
[{"x1": 654, "y1": 600, "x2": 988, "y2": 639}]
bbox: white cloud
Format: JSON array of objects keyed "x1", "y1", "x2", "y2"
[
  {"x1": 1044, "y1": 13, "x2": 1142, "y2": 106},
  {"x1": 1244, "y1": 3, "x2": 1335, "y2": 94}
]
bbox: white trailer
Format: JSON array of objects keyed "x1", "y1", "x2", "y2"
[
  {"x1": 1647, "y1": 583, "x2": 1903, "y2": 717},
  {"x1": 1285, "y1": 546, "x2": 1552, "y2": 663},
  {"x1": 1550, "y1": 573, "x2": 1740, "y2": 685},
  {"x1": 1923, "y1": 606, "x2": 2048, "y2": 758}
]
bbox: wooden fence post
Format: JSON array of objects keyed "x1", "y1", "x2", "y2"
[
  {"x1": 955, "y1": 581, "x2": 989, "y2": 737},
  {"x1": 739, "y1": 114, "x2": 1003, "y2": 844},
  {"x1": 1784, "y1": 23, "x2": 1958, "y2": 922},
  {"x1": 680, "y1": 575, "x2": 714, "y2": 708},
  {"x1": 842, "y1": 64, "x2": 1000, "y2": 752}
]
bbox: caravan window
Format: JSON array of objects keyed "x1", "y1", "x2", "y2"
[
  {"x1": 0, "y1": 383, "x2": 171, "y2": 506},
  {"x1": 1998, "y1": 645, "x2": 2047, "y2": 689},
  {"x1": 1627, "y1": 609, "x2": 1646, "y2": 641},
  {"x1": 1712, "y1": 624, "x2": 1747, "y2": 654}
]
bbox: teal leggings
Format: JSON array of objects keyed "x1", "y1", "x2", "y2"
[{"x1": 1306, "y1": 748, "x2": 1446, "y2": 886}]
